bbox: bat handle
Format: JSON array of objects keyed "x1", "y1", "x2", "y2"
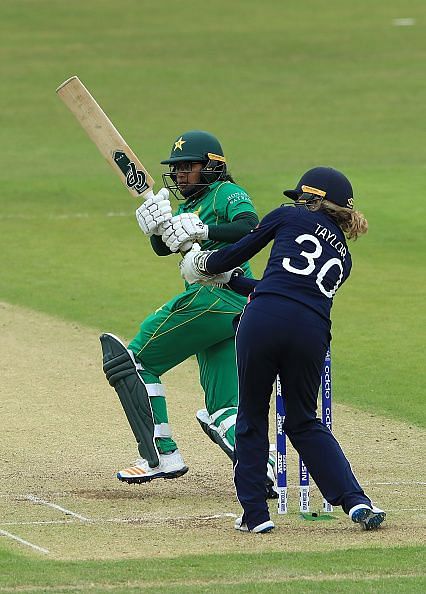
[
  {"x1": 180, "y1": 240, "x2": 196, "y2": 254},
  {"x1": 142, "y1": 190, "x2": 194, "y2": 254},
  {"x1": 157, "y1": 219, "x2": 194, "y2": 254},
  {"x1": 143, "y1": 189, "x2": 155, "y2": 200}
]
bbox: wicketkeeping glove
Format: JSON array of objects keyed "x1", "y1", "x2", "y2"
[
  {"x1": 135, "y1": 188, "x2": 172, "y2": 236},
  {"x1": 179, "y1": 246, "x2": 235, "y2": 285},
  {"x1": 161, "y1": 213, "x2": 208, "y2": 253},
  {"x1": 225, "y1": 267, "x2": 245, "y2": 286}
]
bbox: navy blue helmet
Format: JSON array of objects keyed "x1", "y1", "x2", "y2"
[{"x1": 284, "y1": 167, "x2": 354, "y2": 209}]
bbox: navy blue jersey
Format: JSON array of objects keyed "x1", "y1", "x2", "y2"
[{"x1": 206, "y1": 205, "x2": 352, "y2": 323}]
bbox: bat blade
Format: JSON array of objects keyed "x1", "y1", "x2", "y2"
[{"x1": 56, "y1": 76, "x2": 154, "y2": 198}]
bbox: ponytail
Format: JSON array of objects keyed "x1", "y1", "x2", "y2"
[{"x1": 303, "y1": 196, "x2": 368, "y2": 240}]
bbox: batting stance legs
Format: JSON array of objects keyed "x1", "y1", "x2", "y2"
[
  {"x1": 234, "y1": 296, "x2": 373, "y2": 530},
  {"x1": 102, "y1": 284, "x2": 246, "y2": 483}
]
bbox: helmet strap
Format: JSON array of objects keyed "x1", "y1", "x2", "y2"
[{"x1": 295, "y1": 193, "x2": 324, "y2": 209}]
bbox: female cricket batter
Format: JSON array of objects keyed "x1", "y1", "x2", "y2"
[
  {"x1": 101, "y1": 130, "x2": 276, "y2": 495},
  {"x1": 179, "y1": 167, "x2": 386, "y2": 533}
]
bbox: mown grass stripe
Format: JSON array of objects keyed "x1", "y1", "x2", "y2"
[
  {"x1": 1, "y1": 545, "x2": 424, "y2": 589},
  {"x1": 0, "y1": 574, "x2": 425, "y2": 594}
]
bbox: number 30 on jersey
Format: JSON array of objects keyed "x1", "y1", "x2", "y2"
[{"x1": 282, "y1": 234, "x2": 344, "y2": 298}]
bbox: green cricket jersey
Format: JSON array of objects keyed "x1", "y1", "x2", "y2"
[
  {"x1": 129, "y1": 180, "x2": 258, "y2": 453},
  {"x1": 175, "y1": 181, "x2": 257, "y2": 305}
]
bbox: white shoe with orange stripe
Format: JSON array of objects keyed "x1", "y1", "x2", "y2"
[{"x1": 117, "y1": 450, "x2": 188, "y2": 484}]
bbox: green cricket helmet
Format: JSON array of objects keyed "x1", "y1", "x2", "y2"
[
  {"x1": 161, "y1": 130, "x2": 227, "y2": 199},
  {"x1": 161, "y1": 130, "x2": 225, "y2": 164}
]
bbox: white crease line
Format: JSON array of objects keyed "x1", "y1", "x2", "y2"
[
  {"x1": 0, "y1": 520, "x2": 74, "y2": 526},
  {"x1": 364, "y1": 481, "x2": 426, "y2": 486},
  {"x1": 0, "y1": 513, "x2": 239, "y2": 527},
  {"x1": 25, "y1": 494, "x2": 91, "y2": 522},
  {"x1": 271, "y1": 481, "x2": 426, "y2": 490},
  {"x1": 0, "y1": 529, "x2": 49, "y2": 554},
  {"x1": 387, "y1": 508, "x2": 426, "y2": 512},
  {"x1": 107, "y1": 512, "x2": 239, "y2": 523},
  {"x1": 1, "y1": 509, "x2": 424, "y2": 528},
  {"x1": 393, "y1": 18, "x2": 415, "y2": 26}
]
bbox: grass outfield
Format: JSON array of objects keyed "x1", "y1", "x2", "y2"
[
  {"x1": 1, "y1": 0, "x2": 425, "y2": 426},
  {"x1": 1, "y1": 547, "x2": 425, "y2": 593},
  {"x1": 0, "y1": 0, "x2": 425, "y2": 591}
]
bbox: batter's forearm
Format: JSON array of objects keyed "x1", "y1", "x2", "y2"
[
  {"x1": 205, "y1": 224, "x2": 275, "y2": 273},
  {"x1": 207, "y1": 213, "x2": 259, "y2": 243}
]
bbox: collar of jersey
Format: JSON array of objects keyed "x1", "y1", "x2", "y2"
[{"x1": 183, "y1": 180, "x2": 224, "y2": 208}]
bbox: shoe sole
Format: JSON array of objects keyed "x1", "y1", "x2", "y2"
[
  {"x1": 235, "y1": 519, "x2": 275, "y2": 533},
  {"x1": 256, "y1": 526, "x2": 275, "y2": 534},
  {"x1": 235, "y1": 525, "x2": 275, "y2": 534},
  {"x1": 351, "y1": 508, "x2": 386, "y2": 530},
  {"x1": 255, "y1": 525, "x2": 275, "y2": 533},
  {"x1": 117, "y1": 466, "x2": 189, "y2": 484}
]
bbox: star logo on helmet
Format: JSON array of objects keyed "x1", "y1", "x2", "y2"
[{"x1": 174, "y1": 137, "x2": 186, "y2": 151}]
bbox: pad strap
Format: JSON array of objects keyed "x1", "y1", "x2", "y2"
[
  {"x1": 154, "y1": 423, "x2": 172, "y2": 438},
  {"x1": 210, "y1": 406, "x2": 237, "y2": 424},
  {"x1": 217, "y1": 414, "x2": 237, "y2": 437},
  {"x1": 196, "y1": 409, "x2": 234, "y2": 461},
  {"x1": 145, "y1": 383, "x2": 166, "y2": 397}
]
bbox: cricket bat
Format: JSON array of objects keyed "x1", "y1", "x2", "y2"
[
  {"x1": 56, "y1": 76, "x2": 155, "y2": 199},
  {"x1": 56, "y1": 75, "x2": 193, "y2": 251}
]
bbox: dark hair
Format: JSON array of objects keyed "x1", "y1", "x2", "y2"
[{"x1": 223, "y1": 172, "x2": 236, "y2": 183}]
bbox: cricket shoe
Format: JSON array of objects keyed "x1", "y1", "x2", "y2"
[
  {"x1": 234, "y1": 515, "x2": 275, "y2": 534},
  {"x1": 349, "y1": 504, "x2": 386, "y2": 530},
  {"x1": 117, "y1": 449, "x2": 188, "y2": 484}
]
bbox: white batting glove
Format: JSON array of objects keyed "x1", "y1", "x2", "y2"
[
  {"x1": 181, "y1": 213, "x2": 209, "y2": 241},
  {"x1": 161, "y1": 213, "x2": 209, "y2": 253},
  {"x1": 179, "y1": 247, "x2": 234, "y2": 285},
  {"x1": 135, "y1": 188, "x2": 172, "y2": 236}
]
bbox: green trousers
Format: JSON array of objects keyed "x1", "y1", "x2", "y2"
[{"x1": 128, "y1": 284, "x2": 246, "y2": 454}]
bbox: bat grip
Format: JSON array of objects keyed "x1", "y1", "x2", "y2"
[
  {"x1": 142, "y1": 191, "x2": 194, "y2": 254},
  {"x1": 180, "y1": 240, "x2": 195, "y2": 254},
  {"x1": 157, "y1": 220, "x2": 194, "y2": 255}
]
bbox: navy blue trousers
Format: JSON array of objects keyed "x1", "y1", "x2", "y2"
[{"x1": 234, "y1": 295, "x2": 371, "y2": 529}]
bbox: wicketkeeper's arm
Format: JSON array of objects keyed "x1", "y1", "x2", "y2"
[
  {"x1": 226, "y1": 270, "x2": 258, "y2": 296},
  {"x1": 204, "y1": 209, "x2": 280, "y2": 273}
]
